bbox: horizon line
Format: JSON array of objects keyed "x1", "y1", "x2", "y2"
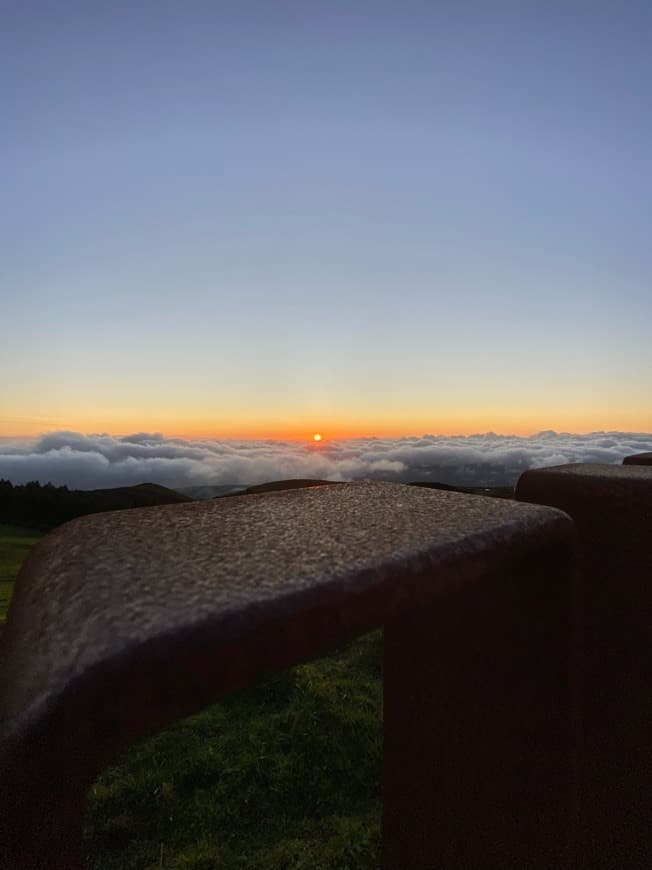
[{"x1": 3, "y1": 425, "x2": 652, "y2": 443}]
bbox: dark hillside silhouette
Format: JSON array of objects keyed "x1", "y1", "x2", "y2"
[
  {"x1": 222, "y1": 478, "x2": 513, "y2": 499},
  {"x1": 409, "y1": 482, "x2": 513, "y2": 499},
  {"x1": 0, "y1": 477, "x2": 513, "y2": 532},
  {"x1": 222, "y1": 478, "x2": 343, "y2": 497},
  {"x1": 0, "y1": 480, "x2": 191, "y2": 531}
]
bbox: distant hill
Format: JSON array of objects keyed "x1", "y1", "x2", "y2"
[
  {"x1": 175, "y1": 484, "x2": 250, "y2": 499},
  {"x1": 220, "y1": 478, "x2": 514, "y2": 500},
  {"x1": 90, "y1": 482, "x2": 192, "y2": 506},
  {"x1": 221, "y1": 479, "x2": 342, "y2": 497},
  {"x1": 0, "y1": 480, "x2": 192, "y2": 532},
  {"x1": 408, "y1": 482, "x2": 514, "y2": 499},
  {"x1": 0, "y1": 475, "x2": 515, "y2": 533}
]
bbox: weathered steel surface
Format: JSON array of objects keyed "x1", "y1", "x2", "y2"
[
  {"x1": 516, "y1": 463, "x2": 652, "y2": 868},
  {"x1": 623, "y1": 451, "x2": 652, "y2": 465},
  {"x1": 0, "y1": 482, "x2": 577, "y2": 868},
  {"x1": 384, "y1": 512, "x2": 580, "y2": 869}
]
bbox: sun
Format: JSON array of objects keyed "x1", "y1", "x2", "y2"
[{"x1": 312, "y1": 433, "x2": 323, "y2": 442}]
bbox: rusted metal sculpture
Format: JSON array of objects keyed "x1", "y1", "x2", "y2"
[
  {"x1": 516, "y1": 462, "x2": 652, "y2": 868},
  {"x1": 1, "y1": 482, "x2": 580, "y2": 868},
  {"x1": 622, "y1": 452, "x2": 652, "y2": 466}
]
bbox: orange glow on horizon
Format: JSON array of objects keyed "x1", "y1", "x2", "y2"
[
  {"x1": 2, "y1": 406, "x2": 652, "y2": 442},
  {"x1": 2, "y1": 399, "x2": 652, "y2": 442}
]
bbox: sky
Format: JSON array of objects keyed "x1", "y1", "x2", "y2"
[{"x1": 3, "y1": 0, "x2": 652, "y2": 441}]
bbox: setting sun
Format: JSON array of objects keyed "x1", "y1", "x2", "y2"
[{"x1": 313, "y1": 433, "x2": 322, "y2": 442}]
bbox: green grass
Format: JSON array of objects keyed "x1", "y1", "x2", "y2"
[
  {"x1": 0, "y1": 523, "x2": 382, "y2": 868},
  {"x1": 0, "y1": 523, "x2": 44, "y2": 621},
  {"x1": 86, "y1": 633, "x2": 382, "y2": 868}
]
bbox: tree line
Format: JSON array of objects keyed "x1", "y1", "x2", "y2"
[{"x1": 0, "y1": 479, "x2": 190, "y2": 531}]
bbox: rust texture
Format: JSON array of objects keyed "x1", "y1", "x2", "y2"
[
  {"x1": 1, "y1": 482, "x2": 577, "y2": 868},
  {"x1": 384, "y1": 523, "x2": 580, "y2": 868}
]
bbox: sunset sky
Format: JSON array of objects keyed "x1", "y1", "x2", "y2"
[{"x1": 3, "y1": 1, "x2": 651, "y2": 440}]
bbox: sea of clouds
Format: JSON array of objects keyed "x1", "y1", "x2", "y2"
[{"x1": 0, "y1": 429, "x2": 650, "y2": 491}]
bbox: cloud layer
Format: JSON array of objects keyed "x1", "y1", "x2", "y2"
[{"x1": 1, "y1": 430, "x2": 651, "y2": 491}]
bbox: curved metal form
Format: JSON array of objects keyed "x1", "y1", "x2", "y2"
[
  {"x1": 1, "y1": 482, "x2": 579, "y2": 868},
  {"x1": 623, "y1": 452, "x2": 652, "y2": 465},
  {"x1": 516, "y1": 462, "x2": 652, "y2": 868}
]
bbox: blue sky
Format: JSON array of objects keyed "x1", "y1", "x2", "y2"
[{"x1": 3, "y1": 1, "x2": 651, "y2": 437}]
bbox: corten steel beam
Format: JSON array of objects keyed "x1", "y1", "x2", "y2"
[
  {"x1": 383, "y1": 502, "x2": 580, "y2": 868},
  {"x1": 516, "y1": 463, "x2": 652, "y2": 868},
  {"x1": 623, "y1": 452, "x2": 652, "y2": 466},
  {"x1": 0, "y1": 482, "x2": 579, "y2": 869}
]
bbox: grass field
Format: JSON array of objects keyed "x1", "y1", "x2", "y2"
[
  {"x1": 0, "y1": 524, "x2": 382, "y2": 868},
  {"x1": 0, "y1": 524, "x2": 44, "y2": 621}
]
